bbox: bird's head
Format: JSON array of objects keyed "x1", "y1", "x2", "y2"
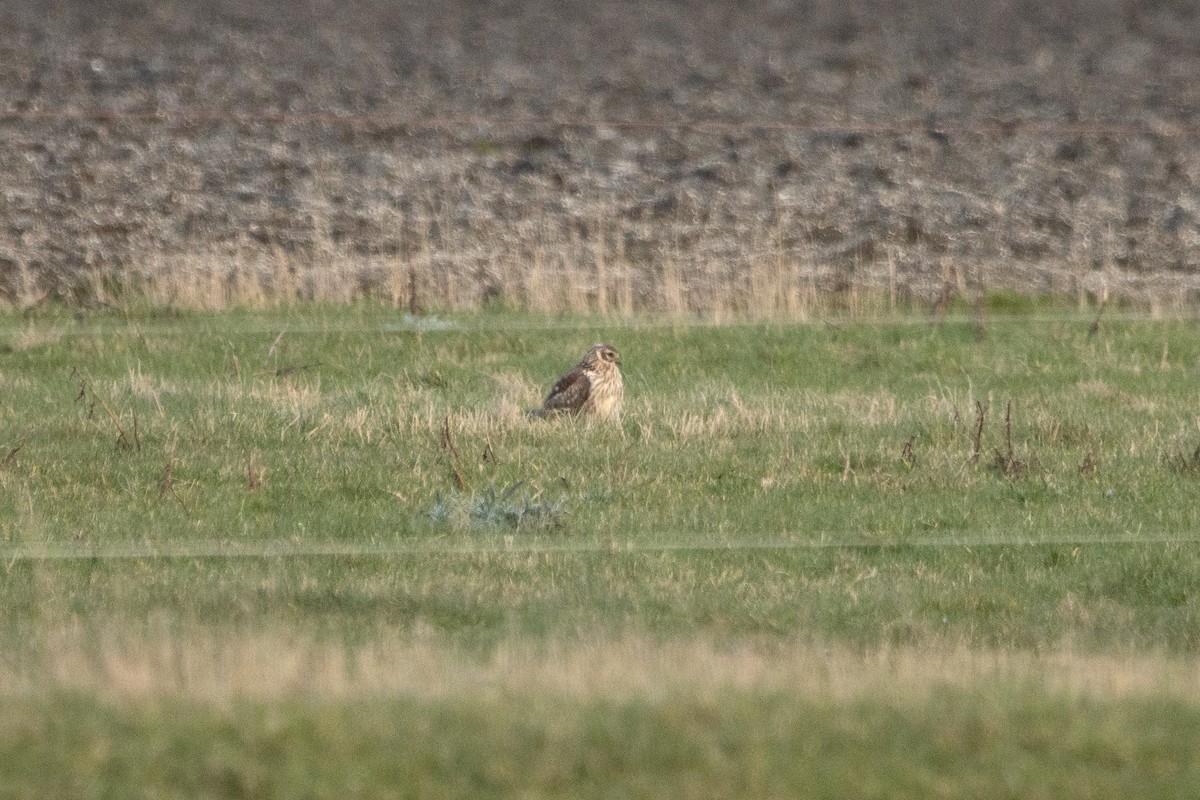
[{"x1": 585, "y1": 343, "x2": 621, "y2": 368}]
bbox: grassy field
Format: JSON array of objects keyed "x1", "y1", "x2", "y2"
[{"x1": 3, "y1": 301, "x2": 1200, "y2": 798}]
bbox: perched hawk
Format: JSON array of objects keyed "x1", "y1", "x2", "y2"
[{"x1": 534, "y1": 343, "x2": 624, "y2": 421}]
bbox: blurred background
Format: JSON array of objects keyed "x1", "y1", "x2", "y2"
[{"x1": 2, "y1": 0, "x2": 1198, "y2": 314}]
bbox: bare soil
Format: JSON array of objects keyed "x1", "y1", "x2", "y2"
[{"x1": 2, "y1": 0, "x2": 1199, "y2": 312}]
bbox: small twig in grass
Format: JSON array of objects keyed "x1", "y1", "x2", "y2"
[
  {"x1": 274, "y1": 362, "x2": 316, "y2": 378},
  {"x1": 971, "y1": 401, "x2": 986, "y2": 464},
  {"x1": 440, "y1": 415, "x2": 466, "y2": 491},
  {"x1": 75, "y1": 379, "x2": 97, "y2": 419},
  {"x1": 440, "y1": 415, "x2": 460, "y2": 460},
  {"x1": 989, "y1": 401, "x2": 1026, "y2": 478},
  {"x1": 79, "y1": 378, "x2": 133, "y2": 450},
  {"x1": 159, "y1": 456, "x2": 190, "y2": 515},
  {"x1": 159, "y1": 457, "x2": 174, "y2": 493},
  {"x1": 247, "y1": 451, "x2": 265, "y2": 490},
  {"x1": 3, "y1": 441, "x2": 25, "y2": 467},
  {"x1": 1004, "y1": 400, "x2": 1014, "y2": 462},
  {"x1": 1174, "y1": 442, "x2": 1200, "y2": 473}
]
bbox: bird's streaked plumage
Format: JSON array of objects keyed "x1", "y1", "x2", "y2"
[{"x1": 535, "y1": 343, "x2": 624, "y2": 421}]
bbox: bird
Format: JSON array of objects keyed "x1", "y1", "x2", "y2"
[{"x1": 533, "y1": 343, "x2": 624, "y2": 421}]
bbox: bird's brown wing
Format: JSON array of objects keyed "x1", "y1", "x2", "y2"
[{"x1": 542, "y1": 366, "x2": 591, "y2": 414}]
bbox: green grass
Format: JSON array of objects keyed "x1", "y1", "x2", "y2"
[
  {"x1": 5, "y1": 688, "x2": 1200, "y2": 800},
  {"x1": 3, "y1": 304, "x2": 1200, "y2": 797}
]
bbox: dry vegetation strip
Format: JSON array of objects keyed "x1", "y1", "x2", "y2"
[{"x1": 3, "y1": 0, "x2": 1200, "y2": 314}]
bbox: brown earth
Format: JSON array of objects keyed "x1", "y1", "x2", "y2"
[{"x1": 1, "y1": 0, "x2": 1198, "y2": 313}]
